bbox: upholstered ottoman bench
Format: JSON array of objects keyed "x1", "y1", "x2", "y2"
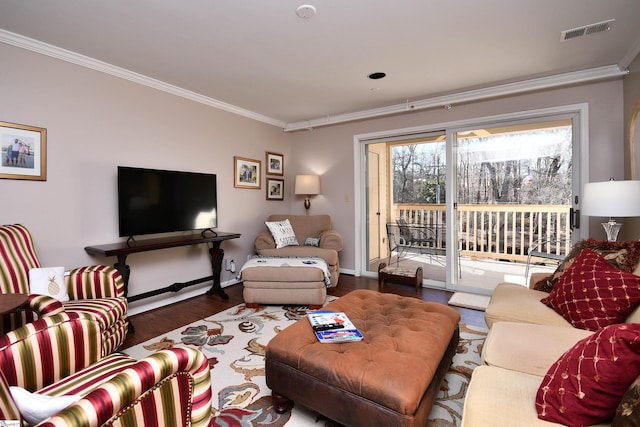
[
  {"x1": 265, "y1": 289, "x2": 461, "y2": 427},
  {"x1": 240, "y1": 257, "x2": 331, "y2": 308}
]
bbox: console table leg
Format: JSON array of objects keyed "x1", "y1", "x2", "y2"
[
  {"x1": 205, "y1": 245, "x2": 229, "y2": 300},
  {"x1": 114, "y1": 255, "x2": 135, "y2": 333}
]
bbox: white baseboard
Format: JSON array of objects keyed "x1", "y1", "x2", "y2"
[{"x1": 127, "y1": 279, "x2": 240, "y2": 316}]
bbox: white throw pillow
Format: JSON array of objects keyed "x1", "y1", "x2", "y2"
[
  {"x1": 265, "y1": 219, "x2": 299, "y2": 249},
  {"x1": 10, "y1": 386, "x2": 80, "y2": 425},
  {"x1": 28, "y1": 267, "x2": 69, "y2": 302}
]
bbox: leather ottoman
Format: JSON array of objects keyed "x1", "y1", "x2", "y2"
[{"x1": 265, "y1": 289, "x2": 461, "y2": 427}]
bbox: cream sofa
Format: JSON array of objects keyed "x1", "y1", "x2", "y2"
[
  {"x1": 462, "y1": 244, "x2": 640, "y2": 426},
  {"x1": 253, "y1": 214, "x2": 343, "y2": 286}
]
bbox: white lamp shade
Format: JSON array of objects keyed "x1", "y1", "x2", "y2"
[
  {"x1": 295, "y1": 175, "x2": 321, "y2": 195},
  {"x1": 582, "y1": 180, "x2": 640, "y2": 217}
]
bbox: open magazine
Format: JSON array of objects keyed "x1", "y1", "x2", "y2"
[{"x1": 307, "y1": 311, "x2": 363, "y2": 343}]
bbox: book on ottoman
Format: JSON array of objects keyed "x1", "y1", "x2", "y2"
[{"x1": 308, "y1": 312, "x2": 363, "y2": 343}]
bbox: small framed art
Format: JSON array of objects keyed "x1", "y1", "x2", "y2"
[
  {"x1": 234, "y1": 156, "x2": 261, "y2": 189},
  {"x1": 266, "y1": 178, "x2": 284, "y2": 200},
  {"x1": 266, "y1": 152, "x2": 284, "y2": 176},
  {"x1": 0, "y1": 121, "x2": 47, "y2": 181}
]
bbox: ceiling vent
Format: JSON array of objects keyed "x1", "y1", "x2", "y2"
[{"x1": 561, "y1": 19, "x2": 614, "y2": 41}]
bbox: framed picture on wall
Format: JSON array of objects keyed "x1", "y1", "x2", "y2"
[
  {"x1": 266, "y1": 178, "x2": 284, "y2": 200},
  {"x1": 266, "y1": 152, "x2": 284, "y2": 176},
  {"x1": 234, "y1": 156, "x2": 261, "y2": 189},
  {"x1": 0, "y1": 121, "x2": 47, "y2": 181}
]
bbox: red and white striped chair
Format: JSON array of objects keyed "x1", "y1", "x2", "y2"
[
  {"x1": 0, "y1": 312, "x2": 212, "y2": 426},
  {"x1": 0, "y1": 224, "x2": 128, "y2": 355}
]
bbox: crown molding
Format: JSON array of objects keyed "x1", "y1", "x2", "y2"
[
  {"x1": 0, "y1": 29, "x2": 287, "y2": 128},
  {"x1": 284, "y1": 65, "x2": 628, "y2": 132}
]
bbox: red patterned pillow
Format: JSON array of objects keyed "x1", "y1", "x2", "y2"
[
  {"x1": 541, "y1": 249, "x2": 640, "y2": 331},
  {"x1": 536, "y1": 323, "x2": 640, "y2": 426}
]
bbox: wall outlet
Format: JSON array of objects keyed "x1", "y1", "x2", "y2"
[{"x1": 225, "y1": 259, "x2": 232, "y2": 271}]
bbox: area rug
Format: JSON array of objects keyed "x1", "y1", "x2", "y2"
[
  {"x1": 124, "y1": 299, "x2": 487, "y2": 427},
  {"x1": 448, "y1": 292, "x2": 491, "y2": 311}
]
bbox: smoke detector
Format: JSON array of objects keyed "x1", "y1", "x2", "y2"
[
  {"x1": 561, "y1": 19, "x2": 614, "y2": 41},
  {"x1": 296, "y1": 5, "x2": 316, "y2": 19}
]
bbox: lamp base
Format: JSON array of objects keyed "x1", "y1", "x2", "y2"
[
  {"x1": 304, "y1": 197, "x2": 311, "y2": 211},
  {"x1": 601, "y1": 220, "x2": 622, "y2": 242}
]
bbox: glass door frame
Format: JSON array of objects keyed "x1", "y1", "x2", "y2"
[{"x1": 354, "y1": 103, "x2": 591, "y2": 287}]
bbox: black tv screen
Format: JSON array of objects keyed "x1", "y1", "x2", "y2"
[{"x1": 118, "y1": 166, "x2": 218, "y2": 237}]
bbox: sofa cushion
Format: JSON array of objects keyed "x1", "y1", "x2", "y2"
[
  {"x1": 482, "y1": 322, "x2": 592, "y2": 376},
  {"x1": 265, "y1": 219, "x2": 299, "y2": 249},
  {"x1": 541, "y1": 249, "x2": 640, "y2": 331},
  {"x1": 485, "y1": 283, "x2": 573, "y2": 328},
  {"x1": 536, "y1": 323, "x2": 640, "y2": 426}
]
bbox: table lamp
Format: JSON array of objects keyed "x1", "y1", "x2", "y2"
[
  {"x1": 295, "y1": 175, "x2": 321, "y2": 212},
  {"x1": 581, "y1": 179, "x2": 640, "y2": 241}
]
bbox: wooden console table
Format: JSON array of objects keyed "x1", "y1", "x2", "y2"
[{"x1": 85, "y1": 232, "x2": 241, "y2": 305}]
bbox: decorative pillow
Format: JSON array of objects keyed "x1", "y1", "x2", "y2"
[
  {"x1": 28, "y1": 267, "x2": 69, "y2": 302},
  {"x1": 304, "y1": 237, "x2": 320, "y2": 247},
  {"x1": 614, "y1": 375, "x2": 640, "y2": 426},
  {"x1": 534, "y1": 239, "x2": 640, "y2": 293},
  {"x1": 265, "y1": 219, "x2": 299, "y2": 249},
  {"x1": 536, "y1": 323, "x2": 640, "y2": 426},
  {"x1": 10, "y1": 386, "x2": 80, "y2": 425},
  {"x1": 540, "y1": 249, "x2": 640, "y2": 331}
]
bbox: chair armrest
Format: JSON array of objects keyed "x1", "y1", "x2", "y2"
[
  {"x1": 0, "y1": 313, "x2": 102, "y2": 391},
  {"x1": 65, "y1": 265, "x2": 125, "y2": 300},
  {"x1": 254, "y1": 230, "x2": 276, "y2": 252},
  {"x1": 39, "y1": 347, "x2": 212, "y2": 427},
  {"x1": 319, "y1": 230, "x2": 343, "y2": 252},
  {"x1": 26, "y1": 294, "x2": 65, "y2": 316}
]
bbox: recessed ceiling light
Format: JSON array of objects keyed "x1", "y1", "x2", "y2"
[
  {"x1": 368, "y1": 72, "x2": 386, "y2": 80},
  {"x1": 296, "y1": 5, "x2": 316, "y2": 19}
]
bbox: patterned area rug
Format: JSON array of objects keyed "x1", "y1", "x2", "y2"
[{"x1": 124, "y1": 299, "x2": 487, "y2": 426}]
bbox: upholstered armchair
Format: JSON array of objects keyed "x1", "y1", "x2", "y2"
[
  {"x1": 0, "y1": 312, "x2": 212, "y2": 426},
  {"x1": 254, "y1": 214, "x2": 343, "y2": 286},
  {"x1": 0, "y1": 224, "x2": 128, "y2": 355}
]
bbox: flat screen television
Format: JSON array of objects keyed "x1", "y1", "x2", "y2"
[{"x1": 117, "y1": 166, "x2": 218, "y2": 238}]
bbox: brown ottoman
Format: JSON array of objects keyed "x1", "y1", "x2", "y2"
[{"x1": 265, "y1": 289, "x2": 461, "y2": 427}]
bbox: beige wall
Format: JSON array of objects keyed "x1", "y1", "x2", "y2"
[
  {"x1": 0, "y1": 44, "x2": 292, "y2": 313},
  {"x1": 291, "y1": 80, "x2": 625, "y2": 272}
]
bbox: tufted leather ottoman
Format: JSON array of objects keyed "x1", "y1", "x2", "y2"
[{"x1": 265, "y1": 289, "x2": 461, "y2": 427}]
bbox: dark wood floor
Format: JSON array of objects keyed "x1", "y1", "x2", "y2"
[{"x1": 122, "y1": 274, "x2": 488, "y2": 349}]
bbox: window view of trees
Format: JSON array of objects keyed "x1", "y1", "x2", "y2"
[{"x1": 392, "y1": 126, "x2": 572, "y2": 206}]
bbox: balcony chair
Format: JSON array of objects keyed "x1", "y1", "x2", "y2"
[
  {"x1": 0, "y1": 312, "x2": 212, "y2": 426},
  {"x1": 0, "y1": 224, "x2": 128, "y2": 355}
]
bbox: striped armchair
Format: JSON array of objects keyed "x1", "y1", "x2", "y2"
[
  {"x1": 0, "y1": 224, "x2": 128, "y2": 355},
  {"x1": 0, "y1": 313, "x2": 213, "y2": 426}
]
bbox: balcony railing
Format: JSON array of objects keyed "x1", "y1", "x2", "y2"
[{"x1": 393, "y1": 203, "x2": 571, "y2": 262}]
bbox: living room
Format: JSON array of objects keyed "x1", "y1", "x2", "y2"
[{"x1": 1, "y1": 2, "x2": 640, "y2": 425}]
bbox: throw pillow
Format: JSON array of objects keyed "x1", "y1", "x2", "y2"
[
  {"x1": 265, "y1": 219, "x2": 299, "y2": 249},
  {"x1": 304, "y1": 236, "x2": 320, "y2": 247},
  {"x1": 10, "y1": 386, "x2": 80, "y2": 425},
  {"x1": 28, "y1": 267, "x2": 69, "y2": 302},
  {"x1": 613, "y1": 375, "x2": 640, "y2": 426},
  {"x1": 536, "y1": 323, "x2": 640, "y2": 426},
  {"x1": 534, "y1": 239, "x2": 640, "y2": 292},
  {"x1": 540, "y1": 249, "x2": 640, "y2": 331}
]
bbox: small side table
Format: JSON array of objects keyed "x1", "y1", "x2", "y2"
[
  {"x1": 0, "y1": 294, "x2": 29, "y2": 315},
  {"x1": 378, "y1": 263, "x2": 423, "y2": 291}
]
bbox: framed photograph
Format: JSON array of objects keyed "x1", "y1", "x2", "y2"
[
  {"x1": 0, "y1": 121, "x2": 47, "y2": 181},
  {"x1": 266, "y1": 178, "x2": 284, "y2": 200},
  {"x1": 266, "y1": 151, "x2": 284, "y2": 176},
  {"x1": 234, "y1": 156, "x2": 261, "y2": 189}
]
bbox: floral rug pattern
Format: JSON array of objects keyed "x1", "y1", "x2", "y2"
[{"x1": 124, "y1": 300, "x2": 487, "y2": 426}]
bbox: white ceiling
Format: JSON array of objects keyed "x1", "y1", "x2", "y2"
[{"x1": 1, "y1": 1, "x2": 639, "y2": 131}]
